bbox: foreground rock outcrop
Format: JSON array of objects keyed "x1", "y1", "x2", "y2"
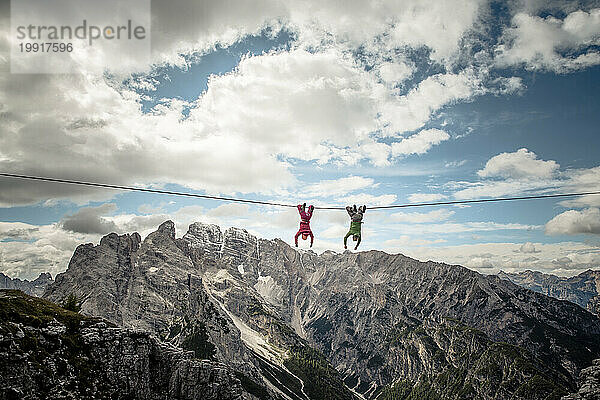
[
  {"x1": 0, "y1": 289, "x2": 250, "y2": 400},
  {"x1": 562, "y1": 359, "x2": 600, "y2": 400}
]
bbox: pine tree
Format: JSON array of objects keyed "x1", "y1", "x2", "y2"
[{"x1": 61, "y1": 293, "x2": 81, "y2": 313}]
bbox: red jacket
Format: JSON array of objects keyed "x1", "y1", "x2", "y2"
[{"x1": 297, "y1": 204, "x2": 313, "y2": 234}]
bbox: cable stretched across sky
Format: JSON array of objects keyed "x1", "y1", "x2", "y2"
[{"x1": 1, "y1": 172, "x2": 600, "y2": 210}]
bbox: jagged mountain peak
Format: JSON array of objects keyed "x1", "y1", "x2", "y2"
[
  {"x1": 34, "y1": 272, "x2": 53, "y2": 282},
  {"x1": 157, "y1": 219, "x2": 176, "y2": 239},
  {"x1": 99, "y1": 231, "x2": 142, "y2": 251}
]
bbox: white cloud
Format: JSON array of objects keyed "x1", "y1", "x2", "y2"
[
  {"x1": 60, "y1": 203, "x2": 119, "y2": 234},
  {"x1": 382, "y1": 1, "x2": 485, "y2": 61},
  {"x1": 207, "y1": 203, "x2": 252, "y2": 218},
  {"x1": 495, "y1": 8, "x2": 600, "y2": 72},
  {"x1": 446, "y1": 151, "x2": 600, "y2": 246},
  {"x1": 444, "y1": 160, "x2": 468, "y2": 168},
  {"x1": 559, "y1": 194, "x2": 600, "y2": 208},
  {"x1": 408, "y1": 193, "x2": 448, "y2": 203},
  {"x1": 382, "y1": 71, "x2": 483, "y2": 134},
  {"x1": 320, "y1": 225, "x2": 348, "y2": 240},
  {"x1": 284, "y1": 0, "x2": 485, "y2": 62},
  {"x1": 452, "y1": 179, "x2": 558, "y2": 200},
  {"x1": 340, "y1": 193, "x2": 397, "y2": 207},
  {"x1": 477, "y1": 148, "x2": 559, "y2": 179},
  {"x1": 0, "y1": 222, "x2": 40, "y2": 241},
  {"x1": 490, "y1": 76, "x2": 525, "y2": 95},
  {"x1": 516, "y1": 242, "x2": 541, "y2": 254},
  {"x1": 189, "y1": 50, "x2": 470, "y2": 165},
  {"x1": 190, "y1": 49, "x2": 383, "y2": 162},
  {"x1": 305, "y1": 176, "x2": 376, "y2": 197},
  {"x1": 449, "y1": 149, "x2": 600, "y2": 201},
  {"x1": 358, "y1": 142, "x2": 393, "y2": 167},
  {"x1": 391, "y1": 129, "x2": 451, "y2": 156},
  {"x1": 0, "y1": 221, "x2": 102, "y2": 280},
  {"x1": 137, "y1": 204, "x2": 166, "y2": 214},
  {"x1": 377, "y1": 61, "x2": 414, "y2": 85},
  {"x1": 388, "y1": 241, "x2": 600, "y2": 276},
  {"x1": 149, "y1": 0, "x2": 286, "y2": 68},
  {"x1": 545, "y1": 208, "x2": 600, "y2": 235},
  {"x1": 384, "y1": 236, "x2": 447, "y2": 248},
  {"x1": 391, "y1": 209, "x2": 455, "y2": 223},
  {"x1": 2, "y1": 0, "x2": 489, "y2": 74},
  {"x1": 561, "y1": 166, "x2": 600, "y2": 195},
  {"x1": 0, "y1": 63, "x2": 297, "y2": 206},
  {"x1": 389, "y1": 221, "x2": 539, "y2": 235},
  {"x1": 0, "y1": 0, "x2": 503, "y2": 208}
]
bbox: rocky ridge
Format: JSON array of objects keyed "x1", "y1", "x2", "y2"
[
  {"x1": 498, "y1": 269, "x2": 600, "y2": 315},
  {"x1": 42, "y1": 220, "x2": 600, "y2": 399},
  {"x1": 0, "y1": 272, "x2": 53, "y2": 297}
]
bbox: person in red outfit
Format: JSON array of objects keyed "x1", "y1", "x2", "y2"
[{"x1": 295, "y1": 203, "x2": 314, "y2": 247}]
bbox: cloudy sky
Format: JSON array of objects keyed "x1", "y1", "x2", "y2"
[{"x1": 1, "y1": 0, "x2": 599, "y2": 280}]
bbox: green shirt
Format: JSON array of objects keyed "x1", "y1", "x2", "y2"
[{"x1": 348, "y1": 221, "x2": 362, "y2": 235}]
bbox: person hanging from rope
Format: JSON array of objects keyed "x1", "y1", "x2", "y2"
[
  {"x1": 344, "y1": 204, "x2": 366, "y2": 250},
  {"x1": 295, "y1": 203, "x2": 315, "y2": 248}
]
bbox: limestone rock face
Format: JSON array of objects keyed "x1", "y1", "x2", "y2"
[
  {"x1": 44, "y1": 221, "x2": 260, "y2": 382},
  {"x1": 0, "y1": 290, "x2": 249, "y2": 400},
  {"x1": 43, "y1": 221, "x2": 600, "y2": 400},
  {"x1": 562, "y1": 359, "x2": 600, "y2": 400}
]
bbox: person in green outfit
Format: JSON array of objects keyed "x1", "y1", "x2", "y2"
[{"x1": 344, "y1": 204, "x2": 366, "y2": 250}]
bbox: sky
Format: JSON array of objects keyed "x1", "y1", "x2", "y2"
[{"x1": 1, "y1": 0, "x2": 599, "y2": 280}]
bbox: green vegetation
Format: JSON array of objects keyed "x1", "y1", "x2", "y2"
[
  {"x1": 513, "y1": 374, "x2": 568, "y2": 400},
  {"x1": 377, "y1": 317, "x2": 572, "y2": 400},
  {"x1": 377, "y1": 372, "x2": 473, "y2": 400},
  {"x1": 386, "y1": 322, "x2": 419, "y2": 346},
  {"x1": 283, "y1": 345, "x2": 355, "y2": 400},
  {"x1": 0, "y1": 289, "x2": 96, "y2": 330},
  {"x1": 471, "y1": 342, "x2": 570, "y2": 398},
  {"x1": 377, "y1": 379, "x2": 413, "y2": 400},
  {"x1": 248, "y1": 301, "x2": 273, "y2": 317},
  {"x1": 474, "y1": 342, "x2": 537, "y2": 378},
  {"x1": 60, "y1": 293, "x2": 82, "y2": 313},
  {"x1": 432, "y1": 367, "x2": 474, "y2": 399},
  {"x1": 406, "y1": 377, "x2": 440, "y2": 400},
  {"x1": 376, "y1": 377, "x2": 441, "y2": 400},
  {"x1": 441, "y1": 317, "x2": 487, "y2": 337},
  {"x1": 181, "y1": 322, "x2": 217, "y2": 360}
]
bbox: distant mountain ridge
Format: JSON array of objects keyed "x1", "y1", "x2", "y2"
[
  {"x1": 0, "y1": 272, "x2": 53, "y2": 297},
  {"x1": 39, "y1": 220, "x2": 600, "y2": 399},
  {"x1": 498, "y1": 270, "x2": 600, "y2": 315}
]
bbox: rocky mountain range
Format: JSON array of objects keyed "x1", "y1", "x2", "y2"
[
  {"x1": 498, "y1": 270, "x2": 600, "y2": 315},
  {"x1": 29, "y1": 220, "x2": 600, "y2": 399},
  {"x1": 0, "y1": 272, "x2": 53, "y2": 297}
]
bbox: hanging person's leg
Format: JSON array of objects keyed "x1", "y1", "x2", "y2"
[
  {"x1": 344, "y1": 231, "x2": 352, "y2": 249},
  {"x1": 354, "y1": 235, "x2": 361, "y2": 250}
]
